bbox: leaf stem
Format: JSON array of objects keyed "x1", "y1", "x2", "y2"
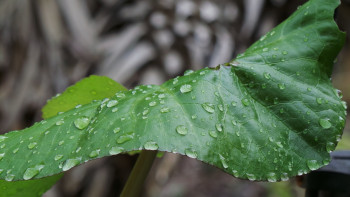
[{"x1": 120, "y1": 150, "x2": 157, "y2": 197}]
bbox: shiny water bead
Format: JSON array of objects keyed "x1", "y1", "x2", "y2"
[
  {"x1": 185, "y1": 149, "x2": 197, "y2": 158},
  {"x1": 109, "y1": 146, "x2": 124, "y2": 155},
  {"x1": 201, "y1": 103, "x2": 215, "y2": 113},
  {"x1": 116, "y1": 134, "x2": 134, "y2": 144},
  {"x1": 74, "y1": 117, "x2": 90, "y2": 130},
  {"x1": 180, "y1": 84, "x2": 193, "y2": 93},
  {"x1": 62, "y1": 158, "x2": 81, "y2": 171},
  {"x1": 319, "y1": 118, "x2": 332, "y2": 129},
  {"x1": 176, "y1": 125, "x2": 188, "y2": 135},
  {"x1": 144, "y1": 141, "x2": 159, "y2": 150}
]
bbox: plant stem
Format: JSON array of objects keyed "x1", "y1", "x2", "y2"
[{"x1": 120, "y1": 150, "x2": 157, "y2": 197}]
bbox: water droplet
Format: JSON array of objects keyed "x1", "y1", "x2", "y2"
[
  {"x1": 201, "y1": 103, "x2": 215, "y2": 113},
  {"x1": 247, "y1": 173, "x2": 256, "y2": 181},
  {"x1": 54, "y1": 155, "x2": 63, "y2": 161},
  {"x1": 276, "y1": 142, "x2": 283, "y2": 148},
  {"x1": 231, "y1": 101, "x2": 237, "y2": 107},
  {"x1": 278, "y1": 83, "x2": 286, "y2": 90},
  {"x1": 0, "y1": 153, "x2": 4, "y2": 161},
  {"x1": 56, "y1": 119, "x2": 64, "y2": 126},
  {"x1": 0, "y1": 136, "x2": 7, "y2": 143},
  {"x1": 13, "y1": 148, "x2": 19, "y2": 154},
  {"x1": 184, "y1": 70, "x2": 194, "y2": 76},
  {"x1": 143, "y1": 109, "x2": 149, "y2": 116},
  {"x1": 173, "y1": 78, "x2": 179, "y2": 84},
  {"x1": 191, "y1": 115, "x2": 197, "y2": 119},
  {"x1": 262, "y1": 48, "x2": 269, "y2": 52},
  {"x1": 307, "y1": 160, "x2": 319, "y2": 170},
  {"x1": 106, "y1": 100, "x2": 118, "y2": 108},
  {"x1": 215, "y1": 124, "x2": 223, "y2": 132},
  {"x1": 219, "y1": 154, "x2": 228, "y2": 169},
  {"x1": 149, "y1": 101, "x2": 157, "y2": 106},
  {"x1": 160, "y1": 107, "x2": 170, "y2": 113},
  {"x1": 200, "y1": 71, "x2": 206, "y2": 75},
  {"x1": 185, "y1": 148, "x2": 197, "y2": 158},
  {"x1": 267, "y1": 172, "x2": 277, "y2": 182},
  {"x1": 241, "y1": 98, "x2": 250, "y2": 106},
  {"x1": 62, "y1": 158, "x2": 81, "y2": 171},
  {"x1": 342, "y1": 101, "x2": 347, "y2": 109},
  {"x1": 176, "y1": 125, "x2": 188, "y2": 135},
  {"x1": 264, "y1": 72, "x2": 271, "y2": 79},
  {"x1": 113, "y1": 128, "x2": 121, "y2": 134},
  {"x1": 109, "y1": 146, "x2": 124, "y2": 155},
  {"x1": 144, "y1": 141, "x2": 159, "y2": 150},
  {"x1": 231, "y1": 120, "x2": 237, "y2": 126},
  {"x1": 112, "y1": 107, "x2": 119, "y2": 112},
  {"x1": 180, "y1": 84, "x2": 193, "y2": 93},
  {"x1": 5, "y1": 174, "x2": 15, "y2": 181},
  {"x1": 273, "y1": 97, "x2": 279, "y2": 105},
  {"x1": 23, "y1": 165, "x2": 43, "y2": 180},
  {"x1": 319, "y1": 118, "x2": 332, "y2": 129},
  {"x1": 282, "y1": 51, "x2": 288, "y2": 55},
  {"x1": 209, "y1": 131, "x2": 218, "y2": 138},
  {"x1": 89, "y1": 150, "x2": 100, "y2": 158},
  {"x1": 28, "y1": 142, "x2": 37, "y2": 149},
  {"x1": 116, "y1": 134, "x2": 134, "y2": 144},
  {"x1": 281, "y1": 173, "x2": 289, "y2": 181},
  {"x1": 316, "y1": 98, "x2": 323, "y2": 104},
  {"x1": 58, "y1": 140, "x2": 64, "y2": 146},
  {"x1": 74, "y1": 117, "x2": 90, "y2": 130},
  {"x1": 326, "y1": 142, "x2": 335, "y2": 153},
  {"x1": 261, "y1": 83, "x2": 267, "y2": 89}
]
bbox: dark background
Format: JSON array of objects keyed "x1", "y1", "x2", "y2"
[{"x1": 0, "y1": 0, "x2": 349, "y2": 196}]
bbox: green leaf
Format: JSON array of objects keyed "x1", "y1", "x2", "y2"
[
  {"x1": 0, "y1": 75, "x2": 127, "y2": 196},
  {"x1": 42, "y1": 75, "x2": 127, "y2": 119},
  {"x1": 0, "y1": 0, "x2": 345, "y2": 182}
]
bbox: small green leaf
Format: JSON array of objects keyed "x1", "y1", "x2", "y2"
[{"x1": 0, "y1": 0, "x2": 346, "y2": 183}]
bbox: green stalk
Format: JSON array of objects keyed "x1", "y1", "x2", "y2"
[{"x1": 120, "y1": 150, "x2": 157, "y2": 197}]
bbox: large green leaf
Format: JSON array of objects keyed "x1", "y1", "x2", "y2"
[
  {"x1": 0, "y1": 0, "x2": 345, "y2": 182},
  {"x1": 0, "y1": 76, "x2": 126, "y2": 196}
]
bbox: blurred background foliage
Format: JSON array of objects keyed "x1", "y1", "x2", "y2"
[{"x1": 0, "y1": 0, "x2": 349, "y2": 196}]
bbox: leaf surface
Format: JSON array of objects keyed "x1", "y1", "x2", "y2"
[
  {"x1": 0, "y1": 75, "x2": 126, "y2": 195},
  {"x1": 0, "y1": 0, "x2": 346, "y2": 182}
]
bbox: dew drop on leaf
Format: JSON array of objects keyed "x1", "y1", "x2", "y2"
[
  {"x1": 316, "y1": 98, "x2": 323, "y2": 104},
  {"x1": 246, "y1": 173, "x2": 256, "y2": 181},
  {"x1": 281, "y1": 173, "x2": 289, "y2": 181},
  {"x1": 263, "y1": 72, "x2": 271, "y2": 79},
  {"x1": 13, "y1": 148, "x2": 19, "y2": 154},
  {"x1": 116, "y1": 134, "x2": 134, "y2": 144},
  {"x1": 27, "y1": 142, "x2": 37, "y2": 149},
  {"x1": 176, "y1": 125, "x2": 188, "y2": 135},
  {"x1": 54, "y1": 155, "x2": 63, "y2": 161},
  {"x1": 219, "y1": 154, "x2": 228, "y2": 169},
  {"x1": 144, "y1": 141, "x2": 159, "y2": 150},
  {"x1": 89, "y1": 150, "x2": 100, "y2": 158},
  {"x1": 180, "y1": 84, "x2": 193, "y2": 93},
  {"x1": 5, "y1": 174, "x2": 15, "y2": 181},
  {"x1": 278, "y1": 83, "x2": 286, "y2": 90},
  {"x1": 113, "y1": 128, "x2": 121, "y2": 134},
  {"x1": 319, "y1": 118, "x2": 332, "y2": 129},
  {"x1": 149, "y1": 101, "x2": 157, "y2": 107},
  {"x1": 201, "y1": 103, "x2": 215, "y2": 113},
  {"x1": 107, "y1": 100, "x2": 118, "y2": 108},
  {"x1": 209, "y1": 131, "x2": 218, "y2": 138},
  {"x1": 267, "y1": 172, "x2": 277, "y2": 182},
  {"x1": 109, "y1": 146, "x2": 124, "y2": 155},
  {"x1": 160, "y1": 107, "x2": 170, "y2": 113},
  {"x1": 185, "y1": 148, "x2": 197, "y2": 159},
  {"x1": 215, "y1": 123, "x2": 223, "y2": 132},
  {"x1": 241, "y1": 98, "x2": 250, "y2": 106},
  {"x1": 56, "y1": 120, "x2": 64, "y2": 126},
  {"x1": 23, "y1": 166, "x2": 42, "y2": 180},
  {"x1": 74, "y1": 117, "x2": 90, "y2": 130},
  {"x1": 0, "y1": 153, "x2": 4, "y2": 161},
  {"x1": 307, "y1": 160, "x2": 319, "y2": 170},
  {"x1": 0, "y1": 136, "x2": 7, "y2": 143},
  {"x1": 326, "y1": 142, "x2": 335, "y2": 153},
  {"x1": 62, "y1": 158, "x2": 81, "y2": 171}
]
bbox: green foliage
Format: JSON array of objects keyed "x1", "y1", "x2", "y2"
[
  {"x1": 0, "y1": 75, "x2": 127, "y2": 196},
  {"x1": 0, "y1": 0, "x2": 345, "y2": 189}
]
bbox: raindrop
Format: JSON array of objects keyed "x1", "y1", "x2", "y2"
[
  {"x1": 54, "y1": 155, "x2": 63, "y2": 161},
  {"x1": 116, "y1": 134, "x2": 134, "y2": 144},
  {"x1": 262, "y1": 48, "x2": 269, "y2": 52},
  {"x1": 267, "y1": 172, "x2": 277, "y2": 182},
  {"x1": 89, "y1": 150, "x2": 100, "y2": 158},
  {"x1": 62, "y1": 158, "x2": 81, "y2": 171},
  {"x1": 113, "y1": 128, "x2": 121, "y2": 134},
  {"x1": 158, "y1": 94, "x2": 166, "y2": 99},
  {"x1": 180, "y1": 84, "x2": 193, "y2": 93},
  {"x1": 319, "y1": 118, "x2": 332, "y2": 129},
  {"x1": 231, "y1": 102, "x2": 237, "y2": 107},
  {"x1": 0, "y1": 136, "x2": 7, "y2": 143},
  {"x1": 144, "y1": 141, "x2": 159, "y2": 150},
  {"x1": 209, "y1": 131, "x2": 218, "y2": 138},
  {"x1": 200, "y1": 71, "x2": 206, "y2": 75},
  {"x1": 218, "y1": 104, "x2": 224, "y2": 112},
  {"x1": 281, "y1": 173, "x2": 289, "y2": 181},
  {"x1": 112, "y1": 108, "x2": 119, "y2": 112},
  {"x1": 278, "y1": 83, "x2": 286, "y2": 90},
  {"x1": 307, "y1": 160, "x2": 319, "y2": 170},
  {"x1": 176, "y1": 125, "x2": 188, "y2": 135},
  {"x1": 263, "y1": 72, "x2": 271, "y2": 79},
  {"x1": 184, "y1": 70, "x2": 194, "y2": 76},
  {"x1": 261, "y1": 83, "x2": 267, "y2": 89},
  {"x1": 58, "y1": 141, "x2": 64, "y2": 146},
  {"x1": 13, "y1": 148, "x2": 19, "y2": 154},
  {"x1": 74, "y1": 117, "x2": 90, "y2": 130},
  {"x1": 191, "y1": 115, "x2": 197, "y2": 120},
  {"x1": 28, "y1": 142, "x2": 37, "y2": 149},
  {"x1": 241, "y1": 98, "x2": 250, "y2": 106},
  {"x1": 185, "y1": 148, "x2": 197, "y2": 158},
  {"x1": 23, "y1": 165, "x2": 43, "y2": 180},
  {"x1": 160, "y1": 107, "x2": 170, "y2": 113},
  {"x1": 316, "y1": 98, "x2": 323, "y2": 104},
  {"x1": 231, "y1": 120, "x2": 237, "y2": 126},
  {"x1": 149, "y1": 101, "x2": 157, "y2": 107},
  {"x1": 5, "y1": 174, "x2": 15, "y2": 181},
  {"x1": 215, "y1": 123, "x2": 223, "y2": 132},
  {"x1": 0, "y1": 153, "x2": 4, "y2": 161},
  {"x1": 143, "y1": 109, "x2": 149, "y2": 116},
  {"x1": 56, "y1": 119, "x2": 64, "y2": 126},
  {"x1": 109, "y1": 146, "x2": 124, "y2": 155},
  {"x1": 326, "y1": 142, "x2": 335, "y2": 153},
  {"x1": 219, "y1": 154, "x2": 228, "y2": 169},
  {"x1": 246, "y1": 173, "x2": 256, "y2": 181},
  {"x1": 282, "y1": 51, "x2": 288, "y2": 55},
  {"x1": 201, "y1": 103, "x2": 215, "y2": 113},
  {"x1": 107, "y1": 100, "x2": 118, "y2": 108}
]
